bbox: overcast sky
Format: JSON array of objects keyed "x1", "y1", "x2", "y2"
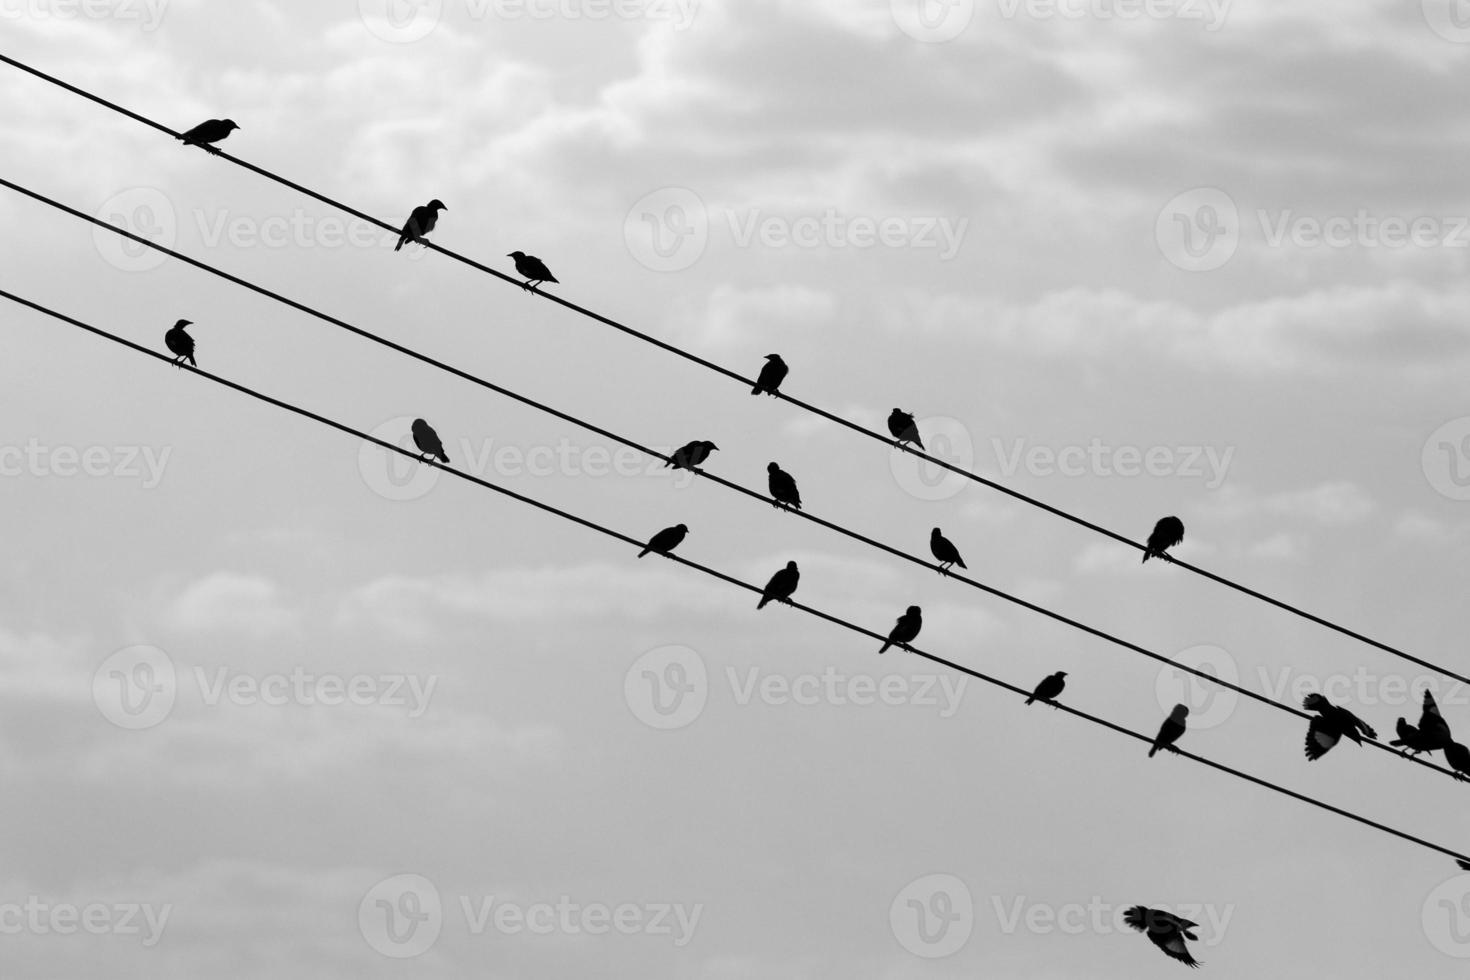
[{"x1": 6, "y1": 0, "x2": 1470, "y2": 976}]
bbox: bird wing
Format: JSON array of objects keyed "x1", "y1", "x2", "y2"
[
  {"x1": 1304, "y1": 716, "x2": 1341, "y2": 759},
  {"x1": 1151, "y1": 930, "x2": 1201, "y2": 968},
  {"x1": 1421, "y1": 691, "x2": 1453, "y2": 745}
]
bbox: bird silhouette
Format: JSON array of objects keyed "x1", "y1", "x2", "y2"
[
  {"x1": 887, "y1": 408, "x2": 924, "y2": 451},
  {"x1": 666, "y1": 440, "x2": 718, "y2": 471},
  {"x1": 751, "y1": 354, "x2": 788, "y2": 396},
  {"x1": 1149, "y1": 704, "x2": 1189, "y2": 757},
  {"x1": 1301, "y1": 692, "x2": 1377, "y2": 761},
  {"x1": 767, "y1": 462, "x2": 802, "y2": 510},
  {"x1": 411, "y1": 418, "x2": 449, "y2": 464},
  {"x1": 1123, "y1": 906, "x2": 1201, "y2": 969},
  {"x1": 757, "y1": 561, "x2": 800, "y2": 610},
  {"x1": 177, "y1": 118, "x2": 238, "y2": 154},
  {"x1": 879, "y1": 605, "x2": 922, "y2": 654},
  {"x1": 1142, "y1": 516, "x2": 1185, "y2": 563},
  {"x1": 1445, "y1": 741, "x2": 1470, "y2": 782},
  {"x1": 508, "y1": 251, "x2": 558, "y2": 291},
  {"x1": 1026, "y1": 671, "x2": 1067, "y2": 706},
  {"x1": 164, "y1": 319, "x2": 196, "y2": 367},
  {"x1": 638, "y1": 524, "x2": 688, "y2": 559},
  {"x1": 395, "y1": 200, "x2": 446, "y2": 251},
  {"x1": 1390, "y1": 689, "x2": 1453, "y2": 757},
  {"x1": 929, "y1": 527, "x2": 966, "y2": 574}
]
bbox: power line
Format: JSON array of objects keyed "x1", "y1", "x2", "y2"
[
  {"x1": 4, "y1": 284, "x2": 1467, "y2": 866},
  {"x1": 13, "y1": 174, "x2": 1463, "y2": 783}
]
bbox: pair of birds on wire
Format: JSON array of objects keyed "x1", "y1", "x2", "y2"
[{"x1": 393, "y1": 198, "x2": 557, "y2": 290}]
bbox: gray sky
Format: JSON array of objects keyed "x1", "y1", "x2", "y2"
[{"x1": 5, "y1": 0, "x2": 1470, "y2": 975}]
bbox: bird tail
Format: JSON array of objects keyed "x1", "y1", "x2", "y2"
[
  {"x1": 1141, "y1": 551, "x2": 1151, "y2": 564},
  {"x1": 1024, "y1": 695, "x2": 1036, "y2": 706},
  {"x1": 436, "y1": 451, "x2": 449, "y2": 464},
  {"x1": 750, "y1": 385, "x2": 761, "y2": 395},
  {"x1": 394, "y1": 237, "x2": 406, "y2": 252},
  {"x1": 1148, "y1": 743, "x2": 1159, "y2": 758},
  {"x1": 637, "y1": 547, "x2": 651, "y2": 558},
  {"x1": 186, "y1": 354, "x2": 197, "y2": 367},
  {"x1": 879, "y1": 641, "x2": 891, "y2": 654},
  {"x1": 956, "y1": 557, "x2": 967, "y2": 569}
]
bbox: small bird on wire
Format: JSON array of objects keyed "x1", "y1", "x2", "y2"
[
  {"x1": 879, "y1": 605, "x2": 922, "y2": 654},
  {"x1": 1444, "y1": 741, "x2": 1470, "y2": 782},
  {"x1": 1142, "y1": 516, "x2": 1185, "y2": 563},
  {"x1": 177, "y1": 118, "x2": 239, "y2": 154},
  {"x1": 638, "y1": 524, "x2": 688, "y2": 559},
  {"x1": 1026, "y1": 671, "x2": 1067, "y2": 707},
  {"x1": 508, "y1": 251, "x2": 558, "y2": 291},
  {"x1": 411, "y1": 418, "x2": 449, "y2": 464},
  {"x1": 1149, "y1": 704, "x2": 1189, "y2": 757},
  {"x1": 767, "y1": 462, "x2": 802, "y2": 510},
  {"x1": 929, "y1": 528, "x2": 966, "y2": 575},
  {"x1": 395, "y1": 199, "x2": 447, "y2": 251},
  {"x1": 1123, "y1": 906, "x2": 1202, "y2": 969},
  {"x1": 1390, "y1": 689, "x2": 1453, "y2": 757},
  {"x1": 164, "y1": 319, "x2": 196, "y2": 367},
  {"x1": 666, "y1": 440, "x2": 718, "y2": 472},
  {"x1": 887, "y1": 408, "x2": 924, "y2": 451},
  {"x1": 751, "y1": 354, "x2": 788, "y2": 396},
  {"x1": 757, "y1": 561, "x2": 800, "y2": 610},
  {"x1": 1302, "y1": 692, "x2": 1377, "y2": 761}
]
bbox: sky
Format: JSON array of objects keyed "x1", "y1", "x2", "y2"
[{"x1": 5, "y1": 0, "x2": 1470, "y2": 976}]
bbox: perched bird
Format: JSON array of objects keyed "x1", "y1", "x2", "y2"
[
  {"x1": 767, "y1": 462, "x2": 802, "y2": 510},
  {"x1": 411, "y1": 418, "x2": 449, "y2": 464},
  {"x1": 887, "y1": 408, "x2": 924, "y2": 451},
  {"x1": 177, "y1": 118, "x2": 239, "y2": 154},
  {"x1": 638, "y1": 523, "x2": 688, "y2": 559},
  {"x1": 1148, "y1": 704, "x2": 1189, "y2": 757},
  {"x1": 751, "y1": 354, "x2": 788, "y2": 397},
  {"x1": 1123, "y1": 906, "x2": 1202, "y2": 969},
  {"x1": 1302, "y1": 692, "x2": 1377, "y2": 761},
  {"x1": 666, "y1": 440, "x2": 718, "y2": 471},
  {"x1": 929, "y1": 527, "x2": 966, "y2": 574},
  {"x1": 508, "y1": 251, "x2": 558, "y2": 291},
  {"x1": 1142, "y1": 516, "x2": 1185, "y2": 563},
  {"x1": 395, "y1": 199, "x2": 446, "y2": 251},
  {"x1": 1025, "y1": 671, "x2": 1067, "y2": 706},
  {"x1": 1390, "y1": 689, "x2": 1453, "y2": 757},
  {"x1": 879, "y1": 606, "x2": 922, "y2": 654},
  {"x1": 164, "y1": 319, "x2": 196, "y2": 367},
  {"x1": 1445, "y1": 741, "x2": 1470, "y2": 783},
  {"x1": 757, "y1": 561, "x2": 800, "y2": 610}
]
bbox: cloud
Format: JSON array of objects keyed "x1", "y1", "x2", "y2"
[{"x1": 163, "y1": 572, "x2": 299, "y2": 638}]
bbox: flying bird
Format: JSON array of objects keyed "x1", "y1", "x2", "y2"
[
  {"x1": 638, "y1": 523, "x2": 688, "y2": 559},
  {"x1": 887, "y1": 409, "x2": 924, "y2": 451},
  {"x1": 177, "y1": 118, "x2": 238, "y2": 154},
  {"x1": 751, "y1": 354, "x2": 788, "y2": 396},
  {"x1": 767, "y1": 462, "x2": 802, "y2": 510},
  {"x1": 164, "y1": 319, "x2": 196, "y2": 367},
  {"x1": 1390, "y1": 689, "x2": 1453, "y2": 757},
  {"x1": 411, "y1": 418, "x2": 449, "y2": 464},
  {"x1": 508, "y1": 251, "x2": 558, "y2": 291},
  {"x1": 879, "y1": 606, "x2": 922, "y2": 654},
  {"x1": 1302, "y1": 692, "x2": 1377, "y2": 761},
  {"x1": 757, "y1": 561, "x2": 800, "y2": 610},
  {"x1": 666, "y1": 440, "x2": 718, "y2": 471},
  {"x1": 1025, "y1": 671, "x2": 1067, "y2": 706},
  {"x1": 929, "y1": 527, "x2": 966, "y2": 574},
  {"x1": 1142, "y1": 516, "x2": 1185, "y2": 563},
  {"x1": 395, "y1": 199, "x2": 446, "y2": 251},
  {"x1": 1445, "y1": 741, "x2": 1470, "y2": 782},
  {"x1": 1123, "y1": 906, "x2": 1202, "y2": 969},
  {"x1": 1148, "y1": 704, "x2": 1189, "y2": 757}
]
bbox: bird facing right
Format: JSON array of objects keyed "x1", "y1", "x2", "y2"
[
  {"x1": 395, "y1": 199, "x2": 446, "y2": 251},
  {"x1": 1142, "y1": 516, "x2": 1185, "y2": 563},
  {"x1": 177, "y1": 118, "x2": 239, "y2": 154},
  {"x1": 1123, "y1": 906, "x2": 1202, "y2": 968},
  {"x1": 751, "y1": 354, "x2": 788, "y2": 396},
  {"x1": 638, "y1": 524, "x2": 688, "y2": 559},
  {"x1": 411, "y1": 418, "x2": 450, "y2": 464},
  {"x1": 757, "y1": 561, "x2": 800, "y2": 610},
  {"x1": 1148, "y1": 704, "x2": 1189, "y2": 757},
  {"x1": 164, "y1": 319, "x2": 196, "y2": 367},
  {"x1": 1025, "y1": 671, "x2": 1067, "y2": 706},
  {"x1": 879, "y1": 606, "x2": 922, "y2": 654}
]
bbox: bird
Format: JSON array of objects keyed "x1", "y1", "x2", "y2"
[
  {"x1": 177, "y1": 118, "x2": 238, "y2": 154},
  {"x1": 750, "y1": 354, "x2": 788, "y2": 396},
  {"x1": 767, "y1": 463, "x2": 802, "y2": 510},
  {"x1": 508, "y1": 251, "x2": 558, "y2": 291},
  {"x1": 879, "y1": 606, "x2": 922, "y2": 654},
  {"x1": 1390, "y1": 689, "x2": 1453, "y2": 757},
  {"x1": 887, "y1": 408, "x2": 924, "y2": 451},
  {"x1": 1025, "y1": 671, "x2": 1067, "y2": 706},
  {"x1": 1148, "y1": 704, "x2": 1189, "y2": 757},
  {"x1": 1302, "y1": 692, "x2": 1377, "y2": 761},
  {"x1": 411, "y1": 419, "x2": 449, "y2": 464},
  {"x1": 1123, "y1": 906, "x2": 1202, "y2": 969},
  {"x1": 665, "y1": 440, "x2": 718, "y2": 471},
  {"x1": 164, "y1": 319, "x2": 196, "y2": 367},
  {"x1": 929, "y1": 528, "x2": 966, "y2": 574},
  {"x1": 757, "y1": 561, "x2": 800, "y2": 610},
  {"x1": 638, "y1": 524, "x2": 688, "y2": 559},
  {"x1": 395, "y1": 199, "x2": 446, "y2": 251},
  {"x1": 1142, "y1": 516, "x2": 1185, "y2": 563},
  {"x1": 1445, "y1": 741, "x2": 1470, "y2": 783}
]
